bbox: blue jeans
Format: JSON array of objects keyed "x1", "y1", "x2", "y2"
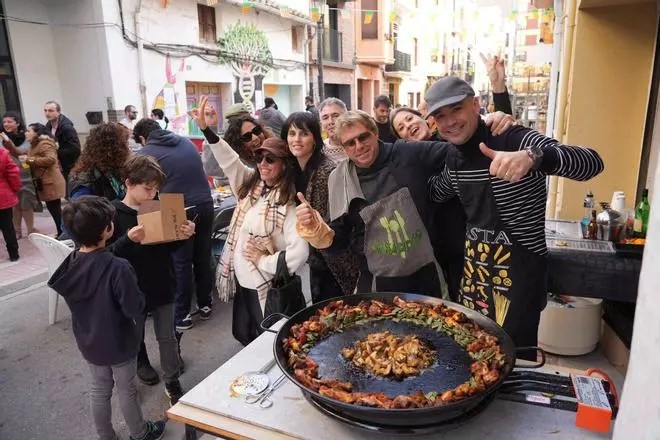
[{"x1": 174, "y1": 202, "x2": 214, "y2": 322}]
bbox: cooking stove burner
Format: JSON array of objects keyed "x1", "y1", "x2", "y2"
[
  {"x1": 302, "y1": 369, "x2": 619, "y2": 434},
  {"x1": 302, "y1": 392, "x2": 495, "y2": 435}
]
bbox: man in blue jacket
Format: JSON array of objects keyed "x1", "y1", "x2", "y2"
[{"x1": 133, "y1": 119, "x2": 214, "y2": 331}]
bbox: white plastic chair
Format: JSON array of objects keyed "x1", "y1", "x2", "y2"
[{"x1": 28, "y1": 233, "x2": 74, "y2": 325}]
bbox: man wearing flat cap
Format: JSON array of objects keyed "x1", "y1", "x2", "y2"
[{"x1": 426, "y1": 76, "x2": 604, "y2": 350}]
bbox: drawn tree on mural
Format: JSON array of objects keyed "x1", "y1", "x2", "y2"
[{"x1": 218, "y1": 22, "x2": 273, "y2": 112}]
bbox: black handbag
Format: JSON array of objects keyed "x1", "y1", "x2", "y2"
[{"x1": 263, "y1": 252, "x2": 306, "y2": 317}]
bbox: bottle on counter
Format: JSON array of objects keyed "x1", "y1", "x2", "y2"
[
  {"x1": 587, "y1": 209, "x2": 598, "y2": 240},
  {"x1": 633, "y1": 189, "x2": 651, "y2": 238},
  {"x1": 581, "y1": 191, "x2": 595, "y2": 238}
]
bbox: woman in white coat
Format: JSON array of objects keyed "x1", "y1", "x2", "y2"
[{"x1": 191, "y1": 96, "x2": 308, "y2": 345}]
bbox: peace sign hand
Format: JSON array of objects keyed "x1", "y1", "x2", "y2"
[
  {"x1": 189, "y1": 95, "x2": 209, "y2": 130},
  {"x1": 480, "y1": 53, "x2": 507, "y2": 93}
]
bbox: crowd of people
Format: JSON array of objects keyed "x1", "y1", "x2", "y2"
[{"x1": 0, "y1": 57, "x2": 605, "y2": 440}]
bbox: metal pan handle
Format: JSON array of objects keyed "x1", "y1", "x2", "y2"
[
  {"x1": 514, "y1": 346, "x2": 546, "y2": 369},
  {"x1": 260, "y1": 312, "x2": 290, "y2": 333}
]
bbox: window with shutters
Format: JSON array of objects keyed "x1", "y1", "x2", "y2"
[
  {"x1": 361, "y1": 0, "x2": 378, "y2": 39},
  {"x1": 197, "y1": 4, "x2": 216, "y2": 43}
]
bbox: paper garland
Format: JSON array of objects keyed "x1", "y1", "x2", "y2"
[
  {"x1": 364, "y1": 10, "x2": 375, "y2": 25},
  {"x1": 311, "y1": 6, "x2": 320, "y2": 22},
  {"x1": 242, "y1": 1, "x2": 252, "y2": 15}
]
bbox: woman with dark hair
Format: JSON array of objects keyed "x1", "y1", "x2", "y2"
[
  {"x1": 70, "y1": 122, "x2": 130, "y2": 201},
  {"x1": 191, "y1": 96, "x2": 308, "y2": 345},
  {"x1": 222, "y1": 115, "x2": 271, "y2": 165},
  {"x1": 3, "y1": 123, "x2": 66, "y2": 235},
  {"x1": 151, "y1": 108, "x2": 169, "y2": 130},
  {"x1": 1, "y1": 112, "x2": 40, "y2": 237},
  {"x1": 282, "y1": 111, "x2": 359, "y2": 301}
]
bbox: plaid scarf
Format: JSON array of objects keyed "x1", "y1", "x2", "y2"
[{"x1": 217, "y1": 181, "x2": 287, "y2": 305}]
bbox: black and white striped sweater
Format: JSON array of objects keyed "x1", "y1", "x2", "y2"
[{"x1": 428, "y1": 123, "x2": 604, "y2": 255}]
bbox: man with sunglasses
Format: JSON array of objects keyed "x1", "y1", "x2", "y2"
[{"x1": 296, "y1": 110, "x2": 527, "y2": 297}]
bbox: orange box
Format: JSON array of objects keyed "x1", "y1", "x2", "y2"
[{"x1": 570, "y1": 374, "x2": 612, "y2": 433}]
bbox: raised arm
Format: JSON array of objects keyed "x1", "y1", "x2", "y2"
[
  {"x1": 191, "y1": 96, "x2": 254, "y2": 192},
  {"x1": 512, "y1": 128, "x2": 604, "y2": 181}
]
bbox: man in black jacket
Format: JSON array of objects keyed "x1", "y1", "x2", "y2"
[
  {"x1": 133, "y1": 118, "x2": 214, "y2": 331},
  {"x1": 373, "y1": 95, "x2": 397, "y2": 143},
  {"x1": 296, "y1": 110, "x2": 527, "y2": 296},
  {"x1": 426, "y1": 76, "x2": 604, "y2": 350},
  {"x1": 44, "y1": 101, "x2": 81, "y2": 188}
]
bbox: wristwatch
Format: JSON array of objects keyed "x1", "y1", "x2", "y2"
[{"x1": 525, "y1": 144, "x2": 543, "y2": 170}]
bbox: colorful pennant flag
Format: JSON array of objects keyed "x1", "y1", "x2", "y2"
[
  {"x1": 389, "y1": 11, "x2": 397, "y2": 22},
  {"x1": 364, "y1": 10, "x2": 375, "y2": 24},
  {"x1": 279, "y1": 5, "x2": 291, "y2": 18},
  {"x1": 242, "y1": 1, "x2": 252, "y2": 15},
  {"x1": 532, "y1": 8, "x2": 539, "y2": 19},
  {"x1": 509, "y1": 9, "x2": 518, "y2": 21},
  {"x1": 311, "y1": 6, "x2": 320, "y2": 22}
]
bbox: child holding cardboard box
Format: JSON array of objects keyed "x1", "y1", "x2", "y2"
[
  {"x1": 107, "y1": 155, "x2": 195, "y2": 405},
  {"x1": 48, "y1": 196, "x2": 166, "y2": 440}
]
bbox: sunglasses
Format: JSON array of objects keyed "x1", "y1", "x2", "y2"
[
  {"x1": 240, "y1": 126, "x2": 263, "y2": 142},
  {"x1": 254, "y1": 153, "x2": 280, "y2": 165},
  {"x1": 342, "y1": 131, "x2": 372, "y2": 148}
]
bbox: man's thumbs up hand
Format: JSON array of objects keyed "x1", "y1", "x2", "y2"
[{"x1": 480, "y1": 142, "x2": 534, "y2": 183}]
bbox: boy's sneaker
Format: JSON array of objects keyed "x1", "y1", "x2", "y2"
[
  {"x1": 129, "y1": 420, "x2": 166, "y2": 440},
  {"x1": 165, "y1": 379, "x2": 185, "y2": 406},
  {"x1": 137, "y1": 361, "x2": 160, "y2": 386},
  {"x1": 199, "y1": 306, "x2": 212, "y2": 320},
  {"x1": 175, "y1": 314, "x2": 193, "y2": 331}
]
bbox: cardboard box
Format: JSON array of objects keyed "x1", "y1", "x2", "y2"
[
  {"x1": 137, "y1": 193, "x2": 187, "y2": 245},
  {"x1": 599, "y1": 321, "x2": 630, "y2": 375}
]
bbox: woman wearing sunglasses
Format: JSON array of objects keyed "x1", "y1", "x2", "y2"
[
  {"x1": 281, "y1": 112, "x2": 359, "y2": 302},
  {"x1": 222, "y1": 115, "x2": 272, "y2": 165},
  {"x1": 191, "y1": 96, "x2": 309, "y2": 345}
]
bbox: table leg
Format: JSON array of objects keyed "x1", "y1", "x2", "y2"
[{"x1": 185, "y1": 424, "x2": 197, "y2": 440}]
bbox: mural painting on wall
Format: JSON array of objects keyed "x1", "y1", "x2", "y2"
[
  {"x1": 152, "y1": 55, "x2": 188, "y2": 134},
  {"x1": 217, "y1": 22, "x2": 273, "y2": 113}
]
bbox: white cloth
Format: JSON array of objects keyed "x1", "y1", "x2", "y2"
[
  {"x1": 208, "y1": 138, "x2": 309, "y2": 306},
  {"x1": 119, "y1": 117, "x2": 134, "y2": 130}
]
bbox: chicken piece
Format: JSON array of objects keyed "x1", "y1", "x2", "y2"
[
  {"x1": 391, "y1": 395, "x2": 422, "y2": 409},
  {"x1": 319, "y1": 386, "x2": 357, "y2": 403},
  {"x1": 341, "y1": 347, "x2": 355, "y2": 359},
  {"x1": 354, "y1": 393, "x2": 391, "y2": 408},
  {"x1": 294, "y1": 369, "x2": 321, "y2": 391},
  {"x1": 483, "y1": 369, "x2": 500, "y2": 385},
  {"x1": 440, "y1": 390, "x2": 455, "y2": 403},
  {"x1": 318, "y1": 379, "x2": 352, "y2": 392}
]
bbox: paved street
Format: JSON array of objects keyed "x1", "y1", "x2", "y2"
[{"x1": 0, "y1": 284, "x2": 242, "y2": 440}]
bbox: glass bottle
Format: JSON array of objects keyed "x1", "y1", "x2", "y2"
[
  {"x1": 581, "y1": 191, "x2": 595, "y2": 238},
  {"x1": 633, "y1": 189, "x2": 651, "y2": 238}
]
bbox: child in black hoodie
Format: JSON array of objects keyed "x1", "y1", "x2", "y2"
[
  {"x1": 106, "y1": 155, "x2": 195, "y2": 406},
  {"x1": 49, "y1": 196, "x2": 165, "y2": 440}
]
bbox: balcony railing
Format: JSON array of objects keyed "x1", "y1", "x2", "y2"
[
  {"x1": 323, "y1": 28, "x2": 342, "y2": 63},
  {"x1": 386, "y1": 50, "x2": 411, "y2": 73}
]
